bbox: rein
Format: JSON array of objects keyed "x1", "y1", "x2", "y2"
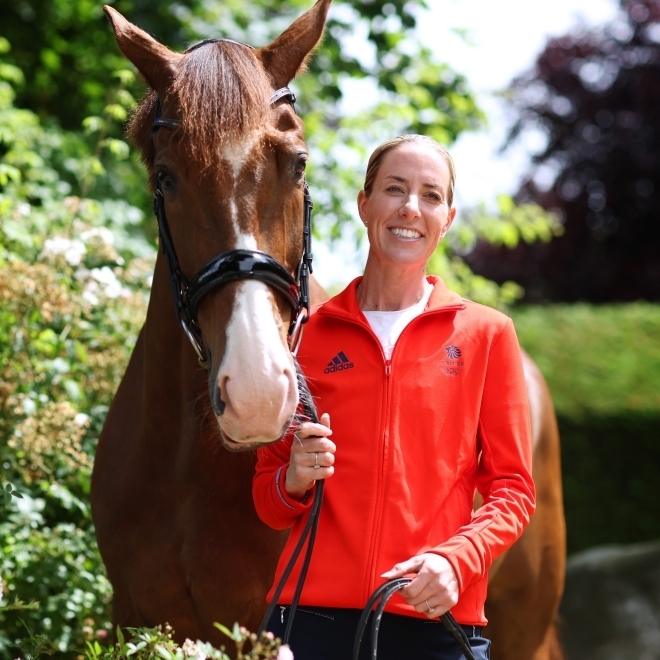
[
  {"x1": 151, "y1": 39, "x2": 312, "y2": 368},
  {"x1": 352, "y1": 579, "x2": 477, "y2": 660}
]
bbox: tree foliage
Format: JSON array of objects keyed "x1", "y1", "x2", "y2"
[
  {"x1": 0, "y1": 0, "x2": 485, "y2": 235},
  {"x1": 468, "y1": 0, "x2": 660, "y2": 302}
]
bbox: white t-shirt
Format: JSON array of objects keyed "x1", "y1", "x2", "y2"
[{"x1": 362, "y1": 280, "x2": 433, "y2": 360}]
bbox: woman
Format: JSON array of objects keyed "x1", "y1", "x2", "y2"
[{"x1": 253, "y1": 135, "x2": 535, "y2": 660}]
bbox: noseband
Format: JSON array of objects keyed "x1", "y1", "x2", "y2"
[{"x1": 151, "y1": 39, "x2": 312, "y2": 368}]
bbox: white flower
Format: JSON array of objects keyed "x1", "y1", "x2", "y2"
[
  {"x1": 180, "y1": 640, "x2": 206, "y2": 660},
  {"x1": 90, "y1": 267, "x2": 128, "y2": 299},
  {"x1": 276, "y1": 645, "x2": 294, "y2": 660},
  {"x1": 74, "y1": 413, "x2": 90, "y2": 426},
  {"x1": 41, "y1": 237, "x2": 87, "y2": 266},
  {"x1": 80, "y1": 227, "x2": 115, "y2": 246},
  {"x1": 82, "y1": 286, "x2": 100, "y2": 306}
]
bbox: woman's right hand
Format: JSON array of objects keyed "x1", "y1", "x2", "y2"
[{"x1": 285, "y1": 412, "x2": 335, "y2": 500}]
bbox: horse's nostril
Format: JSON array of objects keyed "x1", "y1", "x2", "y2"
[{"x1": 213, "y1": 386, "x2": 226, "y2": 416}]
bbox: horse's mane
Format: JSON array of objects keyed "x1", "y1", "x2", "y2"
[{"x1": 128, "y1": 41, "x2": 272, "y2": 171}]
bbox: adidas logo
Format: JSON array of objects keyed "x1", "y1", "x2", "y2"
[{"x1": 324, "y1": 351, "x2": 354, "y2": 374}]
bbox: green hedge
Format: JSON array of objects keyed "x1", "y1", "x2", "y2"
[
  {"x1": 557, "y1": 411, "x2": 660, "y2": 554},
  {"x1": 511, "y1": 304, "x2": 660, "y2": 554},
  {"x1": 511, "y1": 303, "x2": 660, "y2": 417}
]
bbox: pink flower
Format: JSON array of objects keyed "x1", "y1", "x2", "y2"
[{"x1": 276, "y1": 645, "x2": 294, "y2": 660}]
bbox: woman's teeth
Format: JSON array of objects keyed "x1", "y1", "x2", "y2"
[{"x1": 390, "y1": 227, "x2": 421, "y2": 239}]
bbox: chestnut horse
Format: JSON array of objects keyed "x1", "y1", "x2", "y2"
[
  {"x1": 482, "y1": 351, "x2": 566, "y2": 660},
  {"x1": 92, "y1": 2, "x2": 565, "y2": 657},
  {"x1": 92, "y1": 0, "x2": 332, "y2": 645}
]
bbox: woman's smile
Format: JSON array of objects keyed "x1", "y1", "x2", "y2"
[{"x1": 389, "y1": 226, "x2": 423, "y2": 239}]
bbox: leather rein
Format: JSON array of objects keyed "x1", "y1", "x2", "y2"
[{"x1": 151, "y1": 39, "x2": 312, "y2": 369}]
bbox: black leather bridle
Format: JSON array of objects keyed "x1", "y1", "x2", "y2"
[{"x1": 151, "y1": 38, "x2": 312, "y2": 369}]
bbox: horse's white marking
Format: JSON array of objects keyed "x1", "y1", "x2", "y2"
[
  {"x1": 217, "y1": 280, "x2": 297, "y2": 444},
  {"x1": 221, "y1": 138, "x2": 257, "y2": 181},
  {"x1": 215, "y1": 134, "x2": 294, "y2": 443},
  {"x1": 235, "y1": 231, "x2": 257, "y2": 250},
  {"x1": 221, "y1": 135, "x2": 261, "y2": 249}
]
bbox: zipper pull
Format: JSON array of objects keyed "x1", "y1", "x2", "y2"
[
  {"x1": 385, "y1": 360, "x2": 391, "y2": 375},
  {"x1": 280, "y1": 605, "x2": 286, "y2": 624}
]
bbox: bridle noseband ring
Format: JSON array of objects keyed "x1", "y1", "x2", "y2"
[{"x1": 150, "y1": 44, "x2": 311, "y2": 368}]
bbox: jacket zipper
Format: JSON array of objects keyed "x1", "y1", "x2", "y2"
[{"x1": 365, "y1": 355, "x2": 393, "y2": 599}]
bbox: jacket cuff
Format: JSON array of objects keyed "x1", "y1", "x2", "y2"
[
  {"x1": 429, "y1": 537, "x2": 478, "y2": 595},
  {"x1": 274, "y1": 466, "x2": 314, "y2": 511}
]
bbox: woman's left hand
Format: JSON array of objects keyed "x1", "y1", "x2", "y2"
[{"x1": 380, "y1": 553, "x2": 459, "y2": 618}]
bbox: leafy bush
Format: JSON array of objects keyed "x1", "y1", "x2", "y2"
[
  {"x1": 11, "y1": 623, "x2": 291, "y2": 660},
  {"x1": 557, "y1": 410, "x2": 660, "y2": 554},
  {"x1": 0, "y1": 52, "x2": 152, "y2": 658},
  {"x1": 511, "y1": 303, "x2": 660, "y2": 416},
  {"x1": 511, "y1": 303, "x2": 660, "y2": 553}
]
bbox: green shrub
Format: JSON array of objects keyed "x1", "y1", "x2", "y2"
[
  {"x1": 0, "y1": 51, "x2": 151, "y2": 658},
  {"x1": 512, "y1": 303, "x2": 660, "y2": 416},
  {"x1": 511, "y1": 304, "x2": 660, "y2": 553},
  {"x1": 558, "y1": 411, "x2": 660, "y2": 554}
]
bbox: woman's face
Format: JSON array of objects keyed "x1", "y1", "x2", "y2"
[{"x1": 358, "y1": 143, "x2": 456, "y2": 272}]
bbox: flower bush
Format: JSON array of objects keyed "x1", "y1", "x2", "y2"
[{"x1": 0, "y1": 48, "x2": 151, "y2": 658}]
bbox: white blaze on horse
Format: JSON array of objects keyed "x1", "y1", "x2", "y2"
[{"x1": 92, "y1": 2, "x2": 566, "y2": 658}]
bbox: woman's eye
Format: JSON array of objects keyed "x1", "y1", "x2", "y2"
[
  {"x1": 386, "y1": 186, "x2": 403, "y2": 193},
  {"x1": 157, "y1": 171, "x2": 175, "y2": 191}
]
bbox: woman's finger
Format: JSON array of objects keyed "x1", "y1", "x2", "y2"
[{"x1": 380, "y1": 555, "x2": 423, "y2": 580}]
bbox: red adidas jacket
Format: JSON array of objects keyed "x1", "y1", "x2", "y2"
[{"x1": 253, "y1": 276, "x2": 535, "y2": 625}]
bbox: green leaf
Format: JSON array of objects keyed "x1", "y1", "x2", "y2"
[
  {"x1": 155, "y1": 644, "x2": 174, "y2": 660},
  {"x1": 213, "y1": 622, "x2": 234, "y2": 640}
]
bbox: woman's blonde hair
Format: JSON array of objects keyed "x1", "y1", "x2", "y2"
[{"x1": 363, "y1": 134, "x2": 456, "y2": 207}]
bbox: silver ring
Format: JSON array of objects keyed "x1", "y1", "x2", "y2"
[
  {"x1": 426, "y1": 599, "x2": 435, "y2": 614},
  {"x1": 313, "y1": 453, "x2": 320, "y2": 469}
]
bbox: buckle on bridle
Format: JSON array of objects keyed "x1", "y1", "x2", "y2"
[{"x1": 288, "y1": 307, "x2": 308, "y2": 358}]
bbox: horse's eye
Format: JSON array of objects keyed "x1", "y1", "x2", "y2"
[
  {"x1": 157, "y1": 171, "x2": 176, "y2": 191},
  {"x1": 294, "y1": 154, "x2": 307, "y2": 177}
]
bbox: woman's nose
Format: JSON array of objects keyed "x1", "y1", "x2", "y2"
[{"x1": 400, "y1": 195, "x2": 421, "y2": 219}]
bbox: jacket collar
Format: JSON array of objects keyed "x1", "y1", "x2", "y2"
[{"x1": 317, "y1": 275, "x2": 465, "y2": 318}]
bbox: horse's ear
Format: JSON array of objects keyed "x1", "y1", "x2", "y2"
[
  {"x1": 103, "y1": 5, "x2": 183, "y2": 95},
  {"x1": 256, "y1": 0, "x2": 332, "y2": 88}
]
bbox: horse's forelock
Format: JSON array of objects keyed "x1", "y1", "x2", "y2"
[
  {"x1": 128, "y1": 42, "x2": 272, "y2": 171},
  {"x1": 173, "y1": 43, "x2": 271, "y2": 167}
]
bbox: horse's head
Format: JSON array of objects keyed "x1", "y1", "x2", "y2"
[{"x1": 105, "y1": 1, "x2": 331, "y2": 450}]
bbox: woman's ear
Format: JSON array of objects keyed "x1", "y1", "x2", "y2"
[
  {"x1": 441, "y1": 206, "x2": 457, "y2": 236},
  {"x1": 357, "y1": 189, "x2": 369, "y2": 225}
]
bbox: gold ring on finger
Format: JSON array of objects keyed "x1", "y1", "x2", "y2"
[
  {"x1": 313, "y1": 452, "x2": 320, "y2": 469},
  {"x1": 425, "y1": 599, "x2": 435, "y2": 614}
]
